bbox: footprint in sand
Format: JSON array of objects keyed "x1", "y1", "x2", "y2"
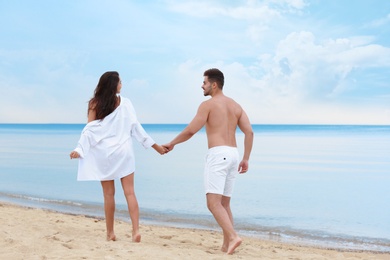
[
  {"x1": 160, "y1": 235, "x2": 173, "y2": 240},
  {"x1": 5, "y1": 238, "x2": 14, "y2": 244},
  {"x1": 62, "y1": 243, "x2": 73, "y2": 249}
]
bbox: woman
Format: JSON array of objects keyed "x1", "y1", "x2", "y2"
[{"x1": 70, "y1": 71, "x2": 166, "y2": 242}]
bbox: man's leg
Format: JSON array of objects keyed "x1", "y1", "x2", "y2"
[
  {"x1": 220, "y1": 196, "x2": 234, "y2": 252},
  {"x1": 207, "y1": 193, "x2": 242, "y2": 254},
  {"x1": 101, "y1": 180, "x2": 116, "y2": 241},
  {"x1": 121, "y1": 173, "x2": 141, "y2": 242}
]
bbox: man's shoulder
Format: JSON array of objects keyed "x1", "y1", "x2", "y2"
[
  {"x1": 225, "y1": 96, "x2": 242, "y2": 109},
  {"x1": 211, "y1": 95, "x2": 241, "y2": 106},
  {"x1": 199, "y1": 98, "x2": 213, "y2": 107}
]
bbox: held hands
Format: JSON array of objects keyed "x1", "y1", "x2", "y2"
[
  {"x1": 162, "y1": 143, "x2": 174, "y2": 152},
  {"x1": 69, "y1": 151, "x2": 80, "y2": 159},
  {"x1": 152, "y1": 144, "x2": 170, "y2": 155},
  {"x1": 153, "y1": 142, "x2": 174, "y2": 155}
]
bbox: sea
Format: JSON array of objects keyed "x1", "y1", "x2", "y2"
[{"x1": 0, "y1": 124, "x2": 389, "y2": 252}]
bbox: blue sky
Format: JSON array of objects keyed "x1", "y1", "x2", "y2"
[{"x1": 0, "y1": 0, "x2": 389, "y2": 124}]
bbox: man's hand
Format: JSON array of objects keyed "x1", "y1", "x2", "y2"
[
  {"x1": 238, "y1": 159, "x2": 249, "y2": 174},
  {"x1": 162, "y1": 143, "x2": 175, "y2": 152},
  {"x1": 152, "y1": 144, "x2": 169, "y2": 155}
]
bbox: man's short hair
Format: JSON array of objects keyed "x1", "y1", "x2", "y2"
[{"x1": 204, "y1": 68, "x2": 224, "y2": 89}]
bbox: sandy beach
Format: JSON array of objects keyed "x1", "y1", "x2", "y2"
[{"x1": 1, "y1": 203, "x2": 388, "y2": 259}]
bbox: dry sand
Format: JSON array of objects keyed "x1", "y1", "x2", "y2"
[{"x1": 1, "y1": 203, "x2": 389, "y2": 259}]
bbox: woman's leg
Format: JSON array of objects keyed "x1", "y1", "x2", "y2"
[
  {"x1": 101, "y1": 180, "x2": 116, "y2": 241},
  {"x1": 121, "y1": 173, "x2": 141, "y2": 242}
]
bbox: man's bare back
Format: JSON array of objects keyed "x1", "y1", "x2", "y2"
[{"x1": 202, "y1": 94, "x2": 243, "y2": 148}]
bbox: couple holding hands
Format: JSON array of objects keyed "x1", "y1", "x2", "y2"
[{"x1": 69, "y1": 68, "x2": 253, "y2": 255}]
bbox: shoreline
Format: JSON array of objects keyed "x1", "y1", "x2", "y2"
[
  {"x1": 2, "y1": 193, "x2": 390, "y2": 254},
  {"x1": 1, "y1": 203, "x2": 389, "y2": 259}
]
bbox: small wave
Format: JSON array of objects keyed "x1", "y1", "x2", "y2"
[
  {"x1": 234, "y1": 222, "x2": 390, "y2": 253},
  {"x1": 4, "y1": 193, "x2": 83, "y2": 207}
]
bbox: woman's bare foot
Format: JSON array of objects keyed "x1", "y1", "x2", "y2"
[
  {"x1": 227, "y1": 236, "x2": 242, "y2": 255},
  {"x1": 132, "y1": 233, "x2": 141, "y2": 243},
  {"x1": 106, "y1": 234, "x2": 116, "y2": 241}
]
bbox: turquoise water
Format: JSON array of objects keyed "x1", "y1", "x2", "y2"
[{"x1": 0, "y1": 124, "x2": 389, "y2": 252}]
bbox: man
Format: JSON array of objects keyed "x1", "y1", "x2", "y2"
[{"x1": 163, "y1": 68, "x2": 253, "y2": 255}]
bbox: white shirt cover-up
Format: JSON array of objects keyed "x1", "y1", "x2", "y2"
[{"x1": 74, "y1": 96, "x2": 155, "y2": 181}]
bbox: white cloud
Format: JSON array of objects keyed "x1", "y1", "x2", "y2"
[
  {"x1": 246, "y1": 24, "x2": 270, "y2": 43},
  {"x1": 268, "y1": 0, "x2": 307, "y2": 11},
  {"x1": 334, "y1": 44, "x2": 390, "y2": 67},
  {"x1": 365, "y1": 13, "x2": 390, "y2": 28},
  {"x1": 165, "y1": 0, "x2": 307, "y2": 20},
  {"x1": 250, "y1": 31, "x2": 390, "y2": 101}
]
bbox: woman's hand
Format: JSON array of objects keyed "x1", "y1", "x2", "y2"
[
  {"x1": 70, "y1": 151, "x2": 80, "y2": 159},
  {"x1": 152, "y1": 144, "x2": 169, "y2": 155}
]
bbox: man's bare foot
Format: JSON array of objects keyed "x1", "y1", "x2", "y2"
[
  {"x1": 132, "y1": 233, "x2": 141, "y2": 243},
  {"x1": 107, "y1": 234, "x2": 116, "y2": 241},
  {"x1": 227, "y1": 237, "x2": 242, "y2": 255},
  {"x1": 221, "y1": 242, "x2": 228, "y2": 253}
]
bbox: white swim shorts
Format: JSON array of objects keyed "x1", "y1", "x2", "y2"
[{"x1": 204, "y1": 146, "x2": 239, "y2": 197}]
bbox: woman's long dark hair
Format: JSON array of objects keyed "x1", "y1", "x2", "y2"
[{"x1": 89, "y1": 71, "x2": 120, "y2": 120}]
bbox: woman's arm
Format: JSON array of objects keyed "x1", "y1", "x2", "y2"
[{"x1": 87, "y1": 100, "x2": 97, "y2": 122}]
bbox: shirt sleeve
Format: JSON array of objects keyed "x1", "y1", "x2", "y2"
[
  {"x1": 131, "y1": 121, "x2": 155, "y2": 149},
  {"x1": 74, "y1": 132, "x2": 92, "y2": 158},
  {"x1": 126, "y1": 98, "x2": 155, "y2": 149}
]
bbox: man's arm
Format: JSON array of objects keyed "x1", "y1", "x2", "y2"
[
  {"x1": 237, "y1": 110, "x2": 253, "y2": 173},
  {"x1": 164, "y1": 102, "x2": 209, "y2": 151}
]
